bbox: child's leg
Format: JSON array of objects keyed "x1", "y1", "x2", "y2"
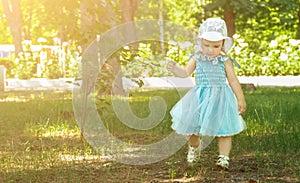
[
  {"x1": 218, "y1": 136, "x2": 232, "y2": 156},
  {"x1": 216, "y1": 136, "x2": 232, "y2": 169},
  {"x1": 187, "y1": 134, "x2": 200, "y2": 163},
  {"x1": 189, "y1": 134, "x2": 200, "y2": 148}
]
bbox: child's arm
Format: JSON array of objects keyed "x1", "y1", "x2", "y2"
[
  {"x1": 225, "y1": 60, "x2": 247, "y2": 115},
  {"x1": 167, "y1": 57, "x2": 196, "y2": 78}
]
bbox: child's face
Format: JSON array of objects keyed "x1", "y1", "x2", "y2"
[{"x1": 201, "y1": 39, "x2": 224, "y2": 58}]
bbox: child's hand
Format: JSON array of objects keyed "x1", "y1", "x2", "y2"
[
  {"x1": 167, "y1": 60, "x2": 190, "y2": 78},
  {"x1": 238, "y1": 100, "x2": 247, "y2": 115},
  {"x1": 167, "y1": 60, "x2": 176, "y2": 72}
]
